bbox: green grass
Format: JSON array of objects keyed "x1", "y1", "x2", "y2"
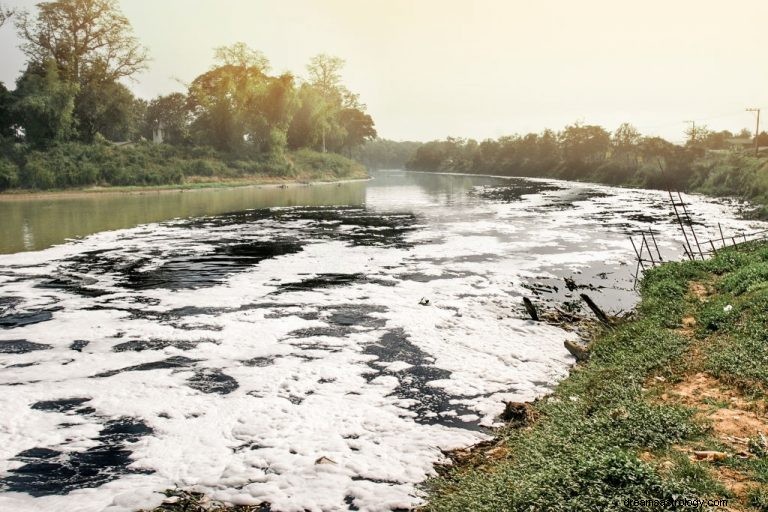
[{"x1": 426, "y1": 243, "x2": 768, "y2": 511}]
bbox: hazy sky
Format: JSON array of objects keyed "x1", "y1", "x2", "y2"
[{"x1": 1, "y1": 0, "x2": 766, "y2": 142}]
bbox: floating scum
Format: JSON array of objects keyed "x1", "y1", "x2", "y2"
[{"x1": 0, "y1": 172, "x2": 766, "y2": 511}]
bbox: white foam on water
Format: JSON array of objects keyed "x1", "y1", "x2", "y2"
[{"x1": 0, "y1": 172, "x2": 765, "y2": 511}]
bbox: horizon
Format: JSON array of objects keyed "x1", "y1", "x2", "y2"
[{"x1": 0, "y1": 0, "x2": 766, "y2": 143}]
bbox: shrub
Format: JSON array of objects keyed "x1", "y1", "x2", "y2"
[
  {"x1": 0, "y1": 158, "x2": 19, "y2": 190},
  {"x1": 20, "y1": 157, "x2": 55, "y2": 189}
]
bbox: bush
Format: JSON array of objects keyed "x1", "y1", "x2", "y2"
[
  {"x1": 184, "y1": 158, "x2": 226, "y2": 177},
  {"x1": 20, "y1": 157, "x2": 55, "y2": 189},
  {"x1": 0, "y1": 158, "x2": 19, "y2": 190},
  {"x1": 0, "y1": 142, "x2": 366, "y2": 191}
]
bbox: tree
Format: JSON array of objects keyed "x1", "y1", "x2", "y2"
[
  {"x1": 559, "y1": 123, "x2": 611, "y2": 175},
  {"x1": 336, "y1": 107, "x2": 376, "y2": 154},
  {"x1": 287, "y1": 83, "x2": 326, "y2": 150},
  {"x1": 0, "y1": 82, "x2": 15, "y2": 138},
  {"x1": 213, "y1": 42, "x2": 269, "y2": 71},
  {"x1": 12, "y1": 60, "x2": 78, "y2": 145},
  {"x1": 307, "y1": 54, "x2": 345, "y2": 98},
  {"x1": 16, "y1": 0, "x2": 148, "y2": 85},
  {"x1": 306, "y1": 54, "x2": 351, "y2": 152},
  {"x1": 75, "y1": 80, "x2": 137, "y2": 141},
  {"x1": 684, "y1": 123, "x2": 712, "y2": 149},
  {"x1": 187, "y1": 44, "x2": 297, "y2": 154},
  {"x1": 144, "y1": 93, "x2": 190, "y2": 144},
  {"x1": 612, "y1": 123, "x2": 641, "y2": 167}
]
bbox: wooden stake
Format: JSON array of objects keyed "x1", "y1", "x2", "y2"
[
  {"x1": 522, "y1": 297, "x2": 539, "y2": 321},
  {"x1": 580, "y1": 293, "x2": 611, "y2": 325}
]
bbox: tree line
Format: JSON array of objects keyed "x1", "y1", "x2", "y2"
[
  {"x1": 406, "y1": 123, "x2": 768, "y2": 208},
  {"x1": 0, "y1": 0, "x2": 376, "y2": 189}
]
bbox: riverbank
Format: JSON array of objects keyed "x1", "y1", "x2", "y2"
[
  {"x1": 406, "y1": 137, "x2": 768, "y2": 219},
  {"x1": 0, "y1": 175, "x2": 371, "y2": 201},
  {"x1": 426, "y1": 241, "x2": 768, "y2": 511},
  {"x1": 0, "y1": 142, "x2": 368, "y2": 193}
]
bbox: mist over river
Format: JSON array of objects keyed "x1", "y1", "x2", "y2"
[{"x1": 0, "y1": 171, "x2": 764, "y2": 511}]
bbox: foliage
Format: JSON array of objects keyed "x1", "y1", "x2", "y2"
[
  {"x1": 428, "y1": 243, "x2": 768, "y2": 510},
  {"x1": 143, "y1": 93, "x2": 190, "y2": 144},
  {"x1": 0, "y1": 157, "x2": 19, "y2": 190},
  {"x1": 407, "y1": 125, "x2": 768, "y2": 211},
  {"x1": 1, "y1": 142, "x2": 364, "y2": 190},
  {"x1": 1, "y1": 28, "x2": 376, "y2": 189},
  {"x1": 15, "y1": 0, "x2": 148, "y2": 84},
  {"x1": 75, "y1": 80, "x2": 141, "y2": 141},
  {"x1": 11, "y1": 60, "x2": 78, "y2": 145},
  {"x1": 353, "y1": 139, "x2": 423, "y2": 169}
]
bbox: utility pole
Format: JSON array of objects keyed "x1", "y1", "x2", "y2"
[
  {"x1": 746, "y1": 108, "x2": 761, "y2": 157},
  {"x1": 684, "y1": 120, "x2": 696, "y2": 145}
]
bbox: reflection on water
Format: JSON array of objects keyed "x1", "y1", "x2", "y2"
[{"x1": 0, "y1": 182, "x2": 367, "y2": 254}]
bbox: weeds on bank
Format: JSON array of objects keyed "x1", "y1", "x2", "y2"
[{"x1": 426, "y1": 243, "x2": 768, "y2": 511}]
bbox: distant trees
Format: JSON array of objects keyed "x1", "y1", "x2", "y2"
[
  {"x1": 558, "y1": 123, "x2": 611, "y2": 176},
  {"x1": 353, "y1": 139, "x2": 422, "y2": 170},
  {"x1": 405, "y1": 119, "x2": 767, "y2": 193}
]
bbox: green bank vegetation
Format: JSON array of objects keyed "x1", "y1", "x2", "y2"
[
  {"x1": 407, "y1": 125, "x2": 768, "y2": 215},
  {"x1": 0, "y1": 1, "x2": 375, "y2": 191},
  {"x1": 426, "y1": 242, "x2": 768, "y2": 511}
]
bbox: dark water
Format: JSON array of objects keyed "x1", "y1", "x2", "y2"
[{"x1": 0, "y1": 170, "x2": 765, "y2": 511}]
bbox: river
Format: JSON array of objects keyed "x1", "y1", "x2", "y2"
[{"x1": 0, "y1": 170, "x2": 764, "y2": 511}]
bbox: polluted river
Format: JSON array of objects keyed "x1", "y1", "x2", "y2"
[{"x1": 0, "y1": 170, "x2": 765, "y2": 511}]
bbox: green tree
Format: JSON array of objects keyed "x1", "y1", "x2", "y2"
[
  {"x1": 306, "y1": 54, "x2": 349, "y2": 152},
  {"x1": 684, "y1": 123, "x2": 712, "y2": 150},
  {"x1": 287, "y1": 83, "x2": 326, "y2": 150},
  {"x1": 0, "y1": 82, "x2": 15, "y2": 138},
  {"x1": 144, "y1": 93, "x2": 190, "y2": 144},
  {"x1": 339, "y1": 108, "x2": 375, "y2": 150},
  {"x1": 559, "y1": 123, "x2": 611, "y2": 176},
  {"x1": 74, "y1": 80, "x2": 137, "y2": 141},
  {"x1": 187, "y1": 43, "x2": 297, "y2": 155},
  {"x1": 612, "y1": 122, "x2": 641, "y2": 167},
  {"x1": 12, "y1": 60, "x2": 77, "y2": 145}
]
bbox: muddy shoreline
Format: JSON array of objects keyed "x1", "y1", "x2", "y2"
[{"x1": 0, "y1": 176, "x2": 373, "y2": 202}]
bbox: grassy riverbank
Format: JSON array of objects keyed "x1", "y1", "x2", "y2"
[
  {"x1": 426, "y1": 242, "x2": 768, "y2": 511},
  {"x1": 0, "y1": 143, "x2": 367, "y2": 193}
]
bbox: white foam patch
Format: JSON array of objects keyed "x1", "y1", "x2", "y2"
[{"x1": 0, "y1": 172, "x2": 765, "y2": 511}]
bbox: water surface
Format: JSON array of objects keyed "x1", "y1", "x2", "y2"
[
  {"x1": 0, "y1": 182, "x2": 367, "y2": 254},
  {"x1": 0, "y1": 171, "x2": 764, "y2": 511}
]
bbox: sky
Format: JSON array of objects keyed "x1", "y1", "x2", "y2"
[{"x1": 0, "y1": 0, "x2": 766, "y2": 143}]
